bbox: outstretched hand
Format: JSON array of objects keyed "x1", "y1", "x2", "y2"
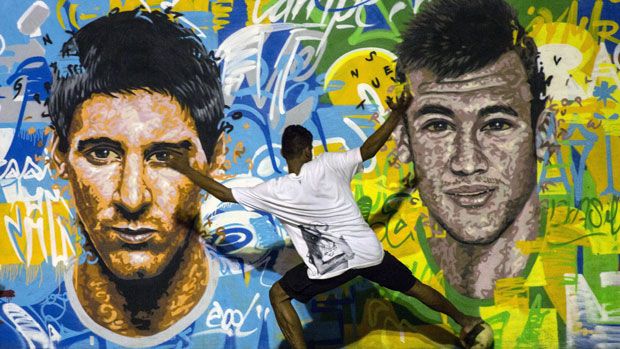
[{"x1": 386, "y1": 88, "x2": 413, "y2": 116}]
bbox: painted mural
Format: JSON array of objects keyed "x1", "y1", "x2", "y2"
[{"x1": 0, "y1": 0, "x2": 619, "y2": 348}]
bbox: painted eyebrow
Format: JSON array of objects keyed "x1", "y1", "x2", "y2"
[
  {"x1": 77, "y1": 137, "x2": 123, "y2": 152},
  {"x1": 414, "y1": 104, "x2": 455, "y2": 118},
  {"x1": 144, "y1": 140, "x2": 192, "y2": 156},
  {"x1": 478, "y1": 105, "x2": 518, "y2": 118}
]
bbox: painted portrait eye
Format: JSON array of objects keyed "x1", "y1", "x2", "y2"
[
  {"x1": 148, "y1": 150, "x2": 171, "y2": 163},
  {"x1": 481, "y1": 119, "x2": 513, "y2": 131},
  {"x1": 94, "y1": 148, "x2": 110, "y2": 158},
  {"x1": 423, "y1": 120, "x2": 453, "y2": 132},
  {"x1": 86, "y1": 147, "x2": 120, "y2": 163}
]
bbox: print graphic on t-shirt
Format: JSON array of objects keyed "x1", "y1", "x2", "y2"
[{"x1": 299, "y1": 224, "x2": 355, "y2": 275}]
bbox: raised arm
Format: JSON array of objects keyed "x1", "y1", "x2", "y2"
[
  {"x1": 360, "y1": 90, "x2": 412, "y2": 161},
  {"x1": 165, "y1": 150, "x2": 237, "y2": 203}
]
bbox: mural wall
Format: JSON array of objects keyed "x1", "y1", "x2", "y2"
[{"x1": 0, "y1": 0, "x2": 619, "y2": 347}]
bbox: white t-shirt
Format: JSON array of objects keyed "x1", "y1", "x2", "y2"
[{"x1": 232, "y1": 148, "x2": 384, "y2": 279}]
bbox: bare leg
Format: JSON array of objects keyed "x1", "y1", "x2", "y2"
[
  {"x1": 269, "y1": 282, "x2": 307, "y2": 349},
  {"x1": 405, "y1": 282, "x2": 482, "y2": 339}
]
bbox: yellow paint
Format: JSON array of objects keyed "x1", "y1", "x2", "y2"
[
  {"x1": 79, "y1": 13, "x2": 99, "y2": 20},
  {"x1": 530, "y1": 22, "x2": 598, "y2": 90},
  {"x1": 69, "y1": 4, "x2": 81, "y2": 30},
  {"x1": 524, "y1": 258, "x2": 547, "y2": 287},
  {"x1": 245, "y1": 0, "x2": 271, "y2": 25},
  {"x1": 0, "y1": 200, "x2": 79, "y2": 266},
  {"x1": 108, "y1": 0, "x2": 210, "y2": 12},
  {"x1": 244, "y1": 269, "x2": 251, "y2": 287},
  {"x1": 56, "y1": 0, "x2": 68, "y2": 31},
  {"x1": 324, "y1": 48, "x2": 399, "y2": 107},
  {"x1": 350, "y1": 298, "x2": 460, "y2": 348},
  {"x1": 212, "y1": 0, "x2": 233, "y2": 32}
]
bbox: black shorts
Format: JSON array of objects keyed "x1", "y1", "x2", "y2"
[{"x1": 278, "y1": 251, "x2": 418, "y2": 303}]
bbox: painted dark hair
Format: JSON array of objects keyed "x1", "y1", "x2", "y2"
[
  {"x1": 396, "y1": 0, "x2": 547, "y2": 128},
  {"x1": 48, "y1": 8, "x2": 224, "y2": 160},
  {"x1": 281, "y1": 125, "x2": 313, "y2": 159}
]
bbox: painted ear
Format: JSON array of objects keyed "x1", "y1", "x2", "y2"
[
  {"x1": 394, "y1": 123, "x2": 413, "y2": 163},
  {"x1": 49, "y1": 132, "x2": 69, "y2": 180},
  {"x1": 534, "y1": 109, "x2": 558, "y2": 161}
]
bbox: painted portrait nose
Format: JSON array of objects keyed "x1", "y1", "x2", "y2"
[
  {"x1": 449, "y1": 131, "x2": 489, "y2": 176},
  {"x1": 113, "y1": 153, "x2": 153, "y2": 219}
]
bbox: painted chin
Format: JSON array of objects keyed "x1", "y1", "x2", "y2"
[
  {"x1": 446, "y1": 226, "x2": 503, "y2": 245},
  {"x1": 433, "y1": 194, "x2": 508, "y2": 245},
  {"x1": 106, "y1": 250, "x2": 164, "y2": 280}
]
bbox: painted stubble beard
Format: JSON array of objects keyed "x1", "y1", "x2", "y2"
[{"x1": 68, "y1": 164, "x2": 202, "y2": 280}]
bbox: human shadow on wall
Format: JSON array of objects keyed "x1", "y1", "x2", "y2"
[
  {"x1": 214, "y1": 238, "x2": 460, "y2": 349},
  {"x1": 275, "y1": 278, "x2": 462, "y2": 349}
]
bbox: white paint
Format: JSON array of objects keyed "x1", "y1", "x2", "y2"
[
  {"x1": 195, "y1": 293, "x2": 265, "y2": 338},
  {"x1": 249, "y1": 143, "x2": 283, "y2": 177},
  {"x1": 0, "y1": 128, "x2": 15, "y2": 163},
  {"x1": 588, "y1": 43, "x2": 620, "y2": 96},
  {"x1": 0, "y1": 34, "x2": 6, "y2": 56},
  {"x1": 2, "y1": 303, "x2": 51, "y2": 349},
  {"x1": 257, "y1": 155, "x2": 280, "y2": 177},
  {"x1": 342, "y1": 118, "x2": 376, "y2": 173},
  {"x1": 600, "y1": 271, "x2": 620, "y2": 287},
  {"x1": 538, "y1": 43, "x2": 586, "y2": 99},
  {"x1": 565, "y1": 273, "x2": 620, "y2": 347},
  {"x1": 413, "y1": 0, "x2": 426, "y2": 13},
  {"x1": 139, "y1": 0, "x2": 152, "y2": 12},
  {"x1": 160, "y1": 1, "x2": 205, "y2": 38},
  {"x1": 17, "y1": 1, "x2": 50, "y2": 37},
  {"x1": 218, "y1": 23, "x2": 325, "y2": 125},
  {"x1": 357, "y1": 82, "x2": 387, "y2": 118},
  {"x1": 389, "y1": 2, "x2": 407, "y2": 22},
  {"x1": 613, "y1": 42, "x2": 620, "y2": 71}
]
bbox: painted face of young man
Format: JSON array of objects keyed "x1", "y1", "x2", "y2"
[
  {"x1": 406, "y1": 51, "x2": 539, "y2": 244},
  {"x1": 57, "y1": 90, "x2": 210, "y2": 279}
]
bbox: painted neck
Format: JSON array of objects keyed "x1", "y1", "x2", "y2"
[{"x1": 74, "y1": 234, "x2": 209, "y2": 336}]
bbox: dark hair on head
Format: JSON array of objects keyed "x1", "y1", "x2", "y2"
[
  {"x1": 396, "y1": 0, "x2": 546, "y2": 129},
  {"x1": 49, "y1": 8, "x2": 224, "y2": 160},
  {"x1": 281, "y1": 125, "x2": 313, "y2": 159}
]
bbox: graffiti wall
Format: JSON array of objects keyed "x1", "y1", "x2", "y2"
[{"x1": 0, "y1": 0, "x2": 619, "y2": 347}]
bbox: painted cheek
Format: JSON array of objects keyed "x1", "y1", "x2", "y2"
[
  {"x1": 485, "y1": 131, "x2": 534, "y2": 185},
  {"x1": 69, "y1": 157, "x2": 120, "y2": 220},
  {"x1": 147, "y1": 168, "x2": 199, "y2": 224},
  {"x1": 413, "y1": 136, "x2": 453, "y2": 178}
]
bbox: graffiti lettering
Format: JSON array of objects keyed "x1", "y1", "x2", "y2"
[
  {"x1": 542, "y1": 196, "x2": 620, "y2": 236},
  {"x1": 198, "y1": 293, "x2": 269, "y2": 337}
]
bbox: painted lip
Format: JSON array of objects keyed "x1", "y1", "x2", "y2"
[
  {"x1": 112, "y1": 227, "x2": 157, "y2": 244},
  {"x1": 444, "y1": 185, "x2": 496, "y2": 208}
]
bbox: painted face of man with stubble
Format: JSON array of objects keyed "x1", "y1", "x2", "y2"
[
  {"x1": 52, "y1": 90, "x2": 218, "y2": 336},
  {"x1": 398, "y1": 51, "x2": 549, "y2": 299}
]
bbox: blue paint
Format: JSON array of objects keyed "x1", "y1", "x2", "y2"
[
  {"x1": 362, "y1": 2, "x2": 391, "y2": 32},
  {"x1": 63, "y1": 1, "x2": 79, "y2": 33},
  {"x1": 565, "y1": 124, "x2": 597, "y2": 207},
  {"x1": 6, "y1": 56, "x2": 52, "y2": 134},
  {"x1": 313, "y1": 0, "x2": 374, "y2": 12},
  {"x1": 577, "y1": 245, "x2": 583, "y2": 275}
]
